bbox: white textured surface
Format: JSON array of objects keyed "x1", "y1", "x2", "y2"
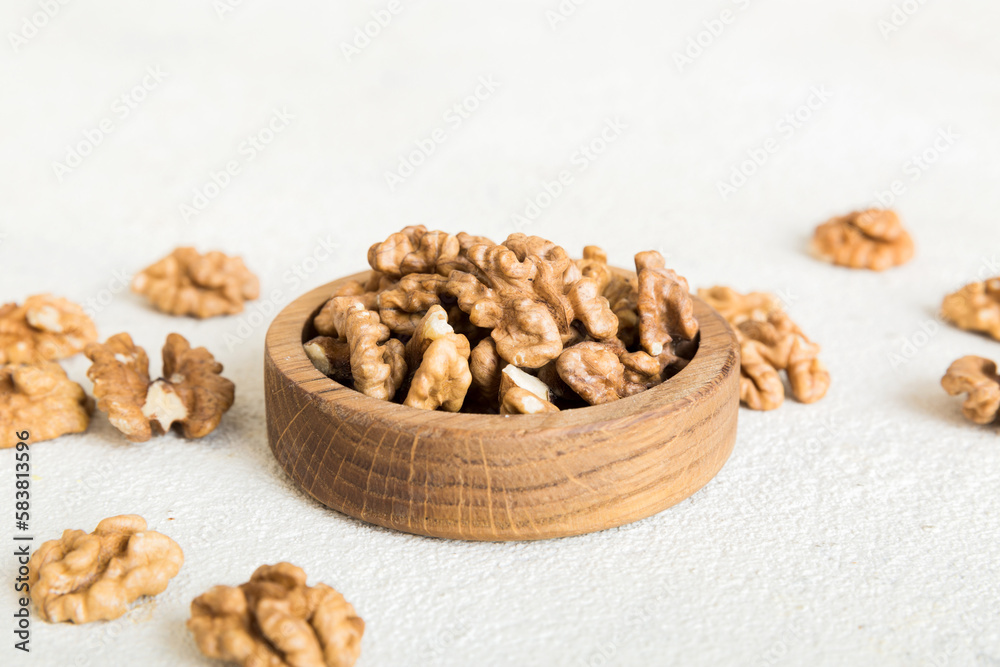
[{"x1": 2, "y1": 1, "x2": 1000, "y2": 665}]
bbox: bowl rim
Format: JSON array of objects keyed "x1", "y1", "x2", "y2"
[{"x1": 265, "y1": 269, "x2": 739, "y2": 433}]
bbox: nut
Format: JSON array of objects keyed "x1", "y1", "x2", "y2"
[
  {"x1": 810, "y1": 209, "x2": 914, "y2": 271},
  {"x1": 314, "y1": 293, "x2": 379, "y2": 339},
  {"x1": 377, "y1": 273, "x2": 451, "y2": 336},
  {"x1": 0, "y1": 294, "x2": 98, "y2": 364},
  {"x1": 469, "y1": 337, "x2": 504, "y2": 404},
  {"x1": 344, "y1": 308, "x2": 407, "y2": 401},
  {"x1": 28, "y1": 515, "x2": 183, "y2": 623},
  {"x1": 635, "y1": 250, "x2": 699, "y2": 358},
  {"x1": 187, "y1": 562, "x2": 364, "y2": 667},
  {"x1": 699, "y1": 286, "x2": 829, "y2": 410},
  {"x1": 941, "y1": 356, "x2": 1000, "y2": 425},
  {"x1": 576, "y1": 245, "x2": 612, "y2": 294},
  {"x1": 304, "y1": 336, "x2": 352, "y2": 383},
  {"x1": 85, "y1": 332, "x2": 235, "y2": 441},
  {"x1": 0, "y1": 362, "x2": 91, "y2": 448},
  {"x1": 132, "y1": 247, "x2": 260, "y2": 318},
  {"x1": 448, "y1": 234, "x2": 618, "y2": 368},
  {"x1": 556, "y1": 341, "x2": 644, "y2": 405},
  {"x1": 499, "y1": 365, "x2": 559, "y2": 415},
  {"x1": 367, "y1": 225, "x2": 428, "y2": 277},
  {"x1": 404, "y1": 331, "x2": 472, "y2": 412},
  {"x1": 941, "y1": 278, "x2": 1000, "y2": 341}
]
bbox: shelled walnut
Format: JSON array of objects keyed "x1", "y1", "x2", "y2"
[
  {"x1": 0, "y1": 362, "x2": 91, "y2": 448},
  {"x1": 810, "y1": 208, "x2": 914, "y2": 271},
  {"x1": 132, "y1": 247, "x2": 260, "y2": 318},
  {"x1": 941, "y1": 356, "x2": 1000, "y2": 425},
  {"x1": 941, "y1": 278, "x2": 1000, "y2": 341},
  {"x1": 698, "y1": 286, "x2": 829, "y2": 411},
  {"x1": 0, "y1": 294, "x2": 97, "y2": 364},
  {"x1": 306, "y1": 230, "x2": 700, "y2": 413},
  {"x1": 188, "y1": 562, "x2": 364, "y2": 667},
  {"x1": 28, "y1": 515, "x2": 183, "y2": 623},
  {"x1": 85, "y1": 332, "x2": 235, "y2": 442}
]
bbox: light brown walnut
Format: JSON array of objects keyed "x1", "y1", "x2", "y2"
[
  {"x1": 499, "y1": 365, "x2": 559, "y2": 415},
  {"x1": 469, "y1": 337, "x2": 504, "y2": 403},
  {"x1": 941, "y1": 278, "x2": 1000, "y2": 341},
  {"x1": 0, "y1": 294, "x2": 98, "y2": 364},
  {"x1": 603, "y1": 273, "x2": 640, "y2": 348},
  {"x1": 447, "y1": 234, "x2": 617, "y2": 368},
  {"x1": 0, "y1": 362, "x2": 91, "y2": 448},
  {"x1": 810, "y1": 209, "x2": 914, "y2": 271},
  {"x1": 699, "y1": 286, "x2": 829, "y2": 410},
  {"x1": 85, "y1": 333, "x2": 235, "y2": 441},
  {"x1": 132, "y1": 247, "x2": 260, "y2": 318},
  {"x1": 304, "y1": 336, "x2": 352, "y2": 383},
  {"x1": 314, "y1": 294, "x2": 379, "y2": 340},
  {"x1": 404, "y1": 332, "x2": 472, "y2": 412},
  {"x1": 187, "y1": 562, "x2": 364, "y2": 667},
  {"x1": 576, "y1": 245, "x2": 612, "y2": 294},
  {"x1": 28, "y1": 515, "x2": 183, "y2": 623},
  {"x1": 344, "y1": 309, "x2": 407, "y2": 401},
  {"x1": 555, "y1": 341, "x2": 645, "y2": 405},
  {"x1": 367, "y1": 225, "x2": 428, "y2": 277},
  {"x1": 377, "y1": 273, "x2": 450, "y2": 336},
  {"x1": 941, "y1": 356, "x2": 1000, "y2": 425},
  {"x1": 635, "y1": 251, "x2": 699, "y2": 359}
]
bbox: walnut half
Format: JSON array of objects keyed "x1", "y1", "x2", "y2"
[
  {"x1": 85, "y1": 333, "x2": 235, "y2": 442},
  {"x1": 941, "y1": 356, "x2": 1000, "y2": 425},
  {"x1": 0, "y1": 294, "x2": 97, "y2": 364},
  {"x1": 188, "y1": 562, "x2": 365, "y2": 667},
  {"x1": 810, "y1": 209, "x2": 914, "y2": 271},
  {"x1": 132, "y1": 247, "x2": 260, "y2": 318},
  {"x1": 28, "y1": 515, "x2": 184, "y2": 623},
  {"x1": 941, "y1": 278, "x2": 1000, "y2": 342},
  {"x1": 0, "y1": 362, "x2": 91, "y2": 448}
]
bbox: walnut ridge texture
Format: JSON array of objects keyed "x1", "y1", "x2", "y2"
[
  {"x1": 0, "y1": 362, "x2": 91, "y2": 448},
  {"x1": 187, "y1": 562, "x2": 364, "y2": 667},
  {"x1": 28, "y1": 515, "x2": 183, "y2": 624},
  {"x1": 132, "y1": 247, "x2": 260, "y2": 318},
  {"x1": 85, "y1": 332, "x2": 235, "y2": 441},
  {"x1": 810, "y1": 208, "x2": 914, "y2": 271},
  {"x1": 941, "y1": 356, "x2": 1000, "y2": 425},
  {"x1": 0, "y1": 294, "x2": 97, "y2": 364},
  {"x1": 306, "y1": 229, "x2": 701, "y2": 413},
  {"x1": 941, "y1": 277, "x2": 1000, "y2": 341}
]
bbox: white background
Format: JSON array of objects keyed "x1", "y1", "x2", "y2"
[{"x1": 2, "y1": 1, "x2": 999, "y2": 665}]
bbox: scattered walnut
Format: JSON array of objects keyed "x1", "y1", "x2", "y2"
[
  {"x1": 810, "y1": 209, "x2": 914, "y2": 271},
  {"x1": 499, "y1": 365, "x2": 559, "y2": 415},
  {"x1": 85, "y1": 332, "x2": 235, "y2": 441},
  {"x1": 941, "y1": 278, "x2": 1000, "y2": 342},
  {"x1": 187, "y1": 562, "x2": 364, "y2": 667},
  {"x1": 0, "y1": 362, "x2": 91, "y2": 448},
  {"x1": 28, "y1": 515, "x2": 183, "y2": 623},
  {"x1": 0, "y1": 294, "x2": 98, "y2": 364},
  {"x1": 699, "y1": 286, "x2": 829, "y2": 410},
  {"x1": 344, "y1": 308, "x2": 407, "y2": 401},
  {"x1": 941, "y1": 356, "x2": 1000, "y2": 425},
  {"x1": 132, "y1": 247, "x2": 260, "y2": 318},
  {"x1": 448, "y1": 234, "x2": 617, "y2": 368},
  {"x1": 636, "y1": 251, "x2": 699, "y2": 358}
]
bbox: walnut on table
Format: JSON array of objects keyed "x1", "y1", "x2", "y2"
[
  {"x1": 941, "y1": 278, "x2": 1000, "y2": 342},
  {"x1": 698, "y1": 286, "x2": 829, "y2": 411},
  {"x1": 0, "y1": 362, "x2": 91, "y2": 448},
  {"x1": 0, "y1": 294, "x2": 97, "y2": 364},
  {"x1": 85, "y1": 332, "x2": 235, "y2": 441},
  {"x1": 941, "y1": 356, "x2": 1000, "y2": 425},
  {"x1": 187, "y1": 562, "x2": 364, "y2": 667},
  {"x1": 132, "y1": 247, "x2": 260, "y2": 318},
  {"x1": 28, "y1": 515, "x2": 183, "y2": 623},
  {"x1": 810, "y1": 209, "x2": 914, "y2": 271}
]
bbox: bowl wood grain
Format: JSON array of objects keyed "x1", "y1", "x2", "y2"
[{"x1": 265, "y1": 269, "x2": 740, "y2": 541}]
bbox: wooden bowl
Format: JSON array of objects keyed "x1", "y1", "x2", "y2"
[{"x1": 265, "y1": 270, "x2": 740, "y2": 541}]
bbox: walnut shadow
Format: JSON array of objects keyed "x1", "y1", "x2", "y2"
[{"x1": 264, "y1": 269, "x2": 741, "y2": 541}]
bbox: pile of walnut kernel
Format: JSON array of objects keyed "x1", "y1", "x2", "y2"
[{"x1": 304, "y1": 228, "x2": 700, "y2": 414}]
